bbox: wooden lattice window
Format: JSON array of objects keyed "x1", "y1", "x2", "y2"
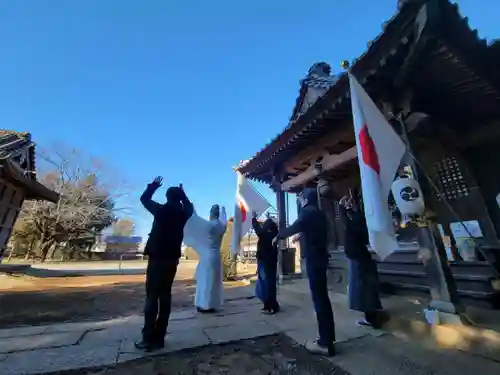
[{"x1": 432, "y1": 156, "x2": 469, "y2": 201}]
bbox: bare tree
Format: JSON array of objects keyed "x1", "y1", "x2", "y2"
[
  {"x1": 112, "y1": 217, "x2": 135, "y2": 237},
  {"x1": 15, "y1": 143, "x2": 132, "y2": 261}
]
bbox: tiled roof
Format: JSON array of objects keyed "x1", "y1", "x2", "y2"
[
  {"x1": 290, "y1": 66, "x2": 341, "y2": 122},
  {"x1": 237, "y1": 0, "x2": 499, "y2": 181},
  {"x1": 237, "y1": 3, "x2": 417, "y2": 179},
  {"x1": 0, "y1": 130, "x2": 36, "y2": 179},
  {"x1": 302, "y1": 74, "x2": 340, "y2": 90}
]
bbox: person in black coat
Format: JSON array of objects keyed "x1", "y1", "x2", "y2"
[
  {"x1": 339, "y1": 190, "x2": 385, "y2": 328},
  {"x1": 135, "y1": 176, "x2": 194, "y2": 351},
  {"x1": 273, "y1": 188, "x2": 335, "y2": 356},
  {"x1": 252, "y1": 212, "x2": 280, "y2": 314}
]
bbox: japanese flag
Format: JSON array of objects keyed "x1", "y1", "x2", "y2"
[
  {"x1": 348, "y1": 72, "x2": 406, "y2": 260},
  {"x1": 230, "y1": 172, "x2": 271, "y2": 256}
]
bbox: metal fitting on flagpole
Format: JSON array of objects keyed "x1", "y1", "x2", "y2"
[{"x1": 341, "y1": 60, "x2": 351, "y2": 70}]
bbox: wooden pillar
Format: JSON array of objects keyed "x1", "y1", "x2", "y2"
[
  {"x1": 396, "y1": 111, "x2": 467, "y2": 323},
  {"x1": 0, "y1": 182, "x2": 24, "y2": 261},
  {"x1": 296, "y1": 195, "x2": 307, "y2": 277},
  {"x1": 276, "y1": 186, "x2": 287, "y2": 281}
]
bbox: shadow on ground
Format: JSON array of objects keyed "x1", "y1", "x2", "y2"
[
  {"x1": 0, "y1": 264, "x2": 146, "y2": 278},
  {"x1": 0, "y1": 280, "x2": 196, "y2": 328},
  {"x1": 59, "y1": 334, "x2": 350, "y2": 375}
]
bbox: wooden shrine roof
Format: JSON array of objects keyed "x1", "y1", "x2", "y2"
[
  {"x1": 0, "y1": 130, "x2": 36, "y2": 179},
  {"x1": 237, "y1": 0, "x2": 500, "y2": 185},
  {"x1": 0, "y1": 130, "x2": 59, "y2": 202}
]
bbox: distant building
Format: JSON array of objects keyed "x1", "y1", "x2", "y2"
[
  {"x1": 104, "y1": 235, "x2": 142, "y2": 254},
  {"x1": 241, "y1": 232, "x2": 258, "y2": 262}
]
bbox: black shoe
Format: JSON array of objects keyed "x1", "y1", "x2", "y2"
[
  {"x1": 263, "y1": 307, "x2": 279, "y2": 315},
  {"x1": 197, "y1": 307, "x2": 216, "y2": 314},
  {"x1": 134, "y1": 339, "x2": 153, "y2": 351},
  {"x1": 150, "y1": 340, "x2": 165, "y2": 350}
]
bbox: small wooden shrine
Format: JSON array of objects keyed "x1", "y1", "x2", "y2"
[{"x1": 237, "y1": 0, "x2": 500, "y2": 308}]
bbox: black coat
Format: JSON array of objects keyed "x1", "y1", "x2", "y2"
[
  {"x1": 252, "y1": 218, "x2": 278, "y2": 267},
  {"x1": 277, "y1": 188, "x2": 329, "y2": 264},
  {"x1": 339, "y1": 206, "x2": 371, "y2": 262},
  {"x1": 141, "y1": 184, "x2": 194, "y2": 262}
]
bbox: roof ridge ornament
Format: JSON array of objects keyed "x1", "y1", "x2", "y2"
[
  {"x1": 293, "y1": 62, "x2": 340, "y2": 120},
  {"x1": 306, "y1": 62, "x2": 331, "y2": 78},
  {"x1": 302, "y1": 62, "x2": 339, "y2": 86}
]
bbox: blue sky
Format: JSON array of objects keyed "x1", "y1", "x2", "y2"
[{"x1": 0, "y1": 1, "x2": 497, "y2": 239}]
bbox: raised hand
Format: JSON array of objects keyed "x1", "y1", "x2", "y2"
[
  {"x1": 178, "y1": 183, "x2": 187, "y2": 199},
  {"x1": 339, "y1": 195, "x2": 354, "y2": 210},
  {"x1": 151, "y1": 176, "x2": 163, "y2": 189},
  {"x1": 339, "y1": 196, "x2": 348, "y2": 207}
]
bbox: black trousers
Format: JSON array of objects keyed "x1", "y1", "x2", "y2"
[
  {"x1": 263, "y1": 263, "x2": 279, "y2": 311},
  {"x1": 306, "y1": 259, "x2": 336, "y2": 346},
  {"x1": 142, "y1": 259, "x2": 178, "y2": 343},
  {"x1": 364, "y1": 311, "x2": 384, "y2": 328}
]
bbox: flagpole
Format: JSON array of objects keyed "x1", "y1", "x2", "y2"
[{"x1": 343, "y1": 60, "x2": 469, "y2": 325}]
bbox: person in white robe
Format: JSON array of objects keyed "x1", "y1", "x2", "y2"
[{"x1": 183, "y1": 204, "x2": 227, "y2": 313}]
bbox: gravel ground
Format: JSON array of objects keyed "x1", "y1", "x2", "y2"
[
  {"x1": 0, "y1": 277, "x2": 197, "y2": 328},
  {"x1": 56, "y1": 334, "x2": 350, "y2": 375},
  {"x1": 0, "y1": 267, "x2": 249, "y2": 328}
]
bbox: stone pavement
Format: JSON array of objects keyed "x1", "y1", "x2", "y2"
[
  {"x1": 0, "y1": 284, "x2": 384, "y2": 375},
  {"x1": 2, "y1": 282, "x2": 500, "y2": 374}
]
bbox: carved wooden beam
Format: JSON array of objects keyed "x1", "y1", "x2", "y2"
[
  {"x1": 282, "y1": 147, "x2": 357, "y2": 191},
  {"x1": 284, "y1": 125, "x2": 352, "y2": 173}
]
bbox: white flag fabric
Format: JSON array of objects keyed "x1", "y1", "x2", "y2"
[
  {"x1": 183, "y1": 210, "x2": 212, "y2": 253},
  {"x1": 230, "y1": 172, "x2": 271, "y2": 256},
  {"x1": 348, "y1": 72, "x2": 406, "y2": 260},
  {"x1": 184, "y1": 207, "x2": 228, "y2": 259}
]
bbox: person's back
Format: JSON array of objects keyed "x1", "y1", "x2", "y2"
[
  {"x1": 142, "y1": 182, "x2": 193, "y2": 262},
  {"x1": 147, "y1": 202, "x2": 190, "y2": 261},
  {"x1": 279, "y1": 188, "x2": 329, "y2": 264},
  {"x1": 136, "y1": 177, "x2": 194, "y2": 351},
  {"x1": 254, "y1": 218, "x2": 279, "y2": 265},
  {"x1": 208, "y1": 214, "x2": 227, "y2": 252},
  {"x1": 338, "y1": 192, "x2": 371, "y2": 262},
  {"x1": 299, "y1": 204, "x2": 329, "y2": 263},
  {"x1": 252, "y1": 215, "x2": 280, "y2": 314},
  {"x1": 340, "y1": 205, "x2": 371, "y2": 262},
  {"x1": 275, "y1": 187, "x2": 335, "y2": 356}
]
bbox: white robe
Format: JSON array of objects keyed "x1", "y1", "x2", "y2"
[{"x1": 183, "y1": 207, "x2": 227, "y2": 310}]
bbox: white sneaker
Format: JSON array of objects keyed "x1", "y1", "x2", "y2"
[
  {"x1": 304, "y1": 339, "x2": 335, "y2": 356},
  {"x1": 356, "y1": 319, "x2": 374, "y2": 327}
]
